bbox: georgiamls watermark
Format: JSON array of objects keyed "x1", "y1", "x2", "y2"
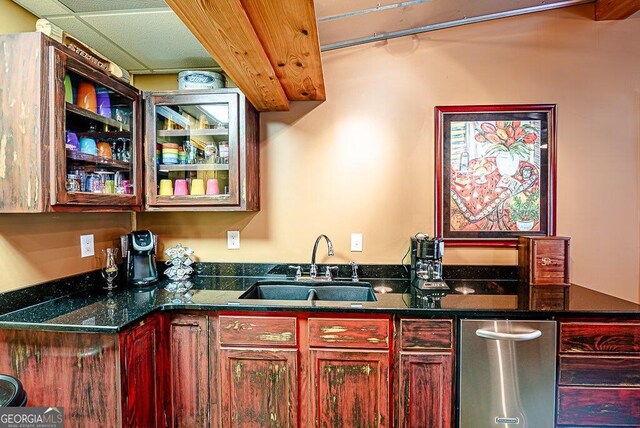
[{"x1": 0, "y1": 407, "x2": 63, "y2": 428}]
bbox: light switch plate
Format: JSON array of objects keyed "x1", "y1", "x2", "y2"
[
  {"x1": 351, "y1": 233, "x2": 363, "y2": 252},
  {"x1": 227, "y1": 231, "x2": 240, "y2": 250},
  {"x1": 80, "y1": 234, "x2": 95, "y2": 258}
]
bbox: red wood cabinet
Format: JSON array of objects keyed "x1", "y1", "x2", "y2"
[
  {"x1": 303, "y1": 316, "x2": 392, "y2": 428},
  {"x1": 308, "y1": 349, "x2": 390, "y2": 427},
  {"x1": 0, "y1": 329, "x2": 121, "y2": 426},
  {"x1": 0, "y1": 32, "x2": 143, "y2": 213},
  {"x1": 396, "y1": 319, "x2": 454, "y2": 428},
  {"x1": 557, "y1": 320, "x2": 640, "y2": 427},
  {"x1": 218, "y1": 348, "x2": 298, "y2": 427},
  {"x1": 167, "y1": 313, "x2": 210, "y2": 427},
  {"x1": 120, "y1": 315, "x2": 162, "y2": 427},
  {"x1": 215, "y1": 314, "x2": 298, "y2": 427}
]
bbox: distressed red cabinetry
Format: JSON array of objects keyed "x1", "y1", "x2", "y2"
[
  {"x1": 303, "y1": 316, "x2": 391, "y2": 427},
  {"x1": 0, "y1": 32, "x2": 143, "y2": 213},
  {"x1": 166, "y1": 313, "x2": 210, "y2": 427},
  {"x1": 396, "y1": 319, "x2": 454, "y2": 428},
  {"x1": 120, "y1": 314, "x2": 163, "y2": 427},
  {"x1": 216, "y1": 315, "x2": 298, "y2": 427},
  {"x1": 557, "y1": 320, "x2": 640, "y2": 426}
]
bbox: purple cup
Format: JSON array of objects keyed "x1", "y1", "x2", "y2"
[
  {"x1": 96, "y1": 87, "x2": 112, "y2": 118},
  {"x1": 66, "y1": 131, "x2": 79, "y2": 151}
]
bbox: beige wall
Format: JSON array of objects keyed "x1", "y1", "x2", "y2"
[
  {"x1": 1, "y1": 2, "x2": 638, "y2": 303},
  {"x1": 138, "y1": 5, "x2": 640, "y2": 303},
  {"x1": 0, "y1": 0, "x2": 131, "y2": 292}
]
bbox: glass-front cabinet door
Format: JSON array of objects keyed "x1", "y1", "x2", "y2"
[
  {"x1": 145, "y1": 90, "x2": 258, "y2": 211},
  {"x1": 50, "y1": 46, "x2": 142, "y2": 209}
]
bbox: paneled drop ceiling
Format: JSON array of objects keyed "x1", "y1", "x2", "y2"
[
  {"x1": 13, "y1": 0, "x2": 603, "y2": 75},
  {"x1": 12, "y1": 0, "x2": 218, "y2": 73}
]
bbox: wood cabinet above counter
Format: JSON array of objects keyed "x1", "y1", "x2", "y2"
[{"x1": 0, "y1": 32, "x2": 260, "y2": 213}]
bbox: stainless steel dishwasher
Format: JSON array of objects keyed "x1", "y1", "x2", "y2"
[{"x1": 459, "y1": 319, "x2": 557, "y2": 428}]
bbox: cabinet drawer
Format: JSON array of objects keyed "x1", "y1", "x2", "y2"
[
  {"x1": 557, "y1": 386, "x2": 640, "y2": 426},
  {"x1": 308, "y1": 317, "x2": 389, "y2": 349},
  {"x1": 533, "y1": 239, "x2": 567, "y2": 281},
  {"x1": 560, "y1": 323, "x2": 640, "y2": 353},
  {"x1": 218, "y1": 316, "x2": 297, "y2": 347},
  {"x1": 400, "y1": 319, "x2": 452, "y2": 350},
  {"x1": 559, "y1": 355, "x2": 640, "y2": 386},
  {"x1": 518, "y1": 236, "x2": 570, "y2": 285}
]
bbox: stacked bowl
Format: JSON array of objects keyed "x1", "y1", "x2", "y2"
[{"x1": 162, "y1": 143, "x2": 179, "y2": 164}]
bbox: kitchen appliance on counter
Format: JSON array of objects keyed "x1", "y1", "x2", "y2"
[
  {"x1": 410, "y1": 233, "x2": 450, "y2": 307},
  {"x1": 122, "y1": 230, "x2": 158, "y2": 287},
  {"x1": 459, "y1": 319, "x2": 557, "y2": 428}
]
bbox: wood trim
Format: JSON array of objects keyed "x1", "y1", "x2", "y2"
[
  {"x1": 164, "y1": 0, "x2": 289, "y2": 111},
  {"x1": 596, "y1": 0, "x2": 640, "y2": 20},
  {"x1": 241, "y1": 0, "x2": 325, "y2": 102}
]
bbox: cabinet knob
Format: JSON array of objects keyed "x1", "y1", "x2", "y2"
[{"x1": 540, "y1": 257, "x2": 552, "y2": 266}]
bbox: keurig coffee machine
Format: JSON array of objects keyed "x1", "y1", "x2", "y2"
[
  {"x1": 122, "y1": 230, "x2": 158, "y2": 286},
  {"x1": 410, "y1": 233, "x2": 449, "y2": 307}
]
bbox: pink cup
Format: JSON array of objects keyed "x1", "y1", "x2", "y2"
[
  {"x1": 174, "y1": 179, "x2": 188, "y2": 196},
  {"x1": 206, "y1": 178, "x2": 220, "y2": 195}
]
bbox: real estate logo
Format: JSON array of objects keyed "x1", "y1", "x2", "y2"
[{"x1": 0, "y1": 407, "x2": 64, "y2": 428}]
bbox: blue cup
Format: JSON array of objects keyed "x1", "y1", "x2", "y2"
[{"x1": 79, "y1": 137, "x2": 97, "y2": 155}]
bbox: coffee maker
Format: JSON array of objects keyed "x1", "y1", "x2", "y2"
[
  {"x1": 410, "y1": 233, "x2": 449, "y2": 307},
  {"x1": 121, "y1": 230, "x2": 158, "y2": 286}
]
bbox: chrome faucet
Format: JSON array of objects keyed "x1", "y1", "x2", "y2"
[{"x1": 310, "y1": 234, "x2": 334, "y2": 279}]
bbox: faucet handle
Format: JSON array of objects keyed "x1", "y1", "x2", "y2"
[
  {"x1": 323, "y1": 266, "x2": 339, "y2": 280},
  {"x1": 288, "y1": 265, "x2": 303, "y2": 280},
  {"x1": 349, "y1": 261, "x2": 359, "y2": 282}
]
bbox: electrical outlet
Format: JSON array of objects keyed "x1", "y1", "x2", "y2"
[
  {"x1": 351, "y1": 233, "x2": 363, "y2": 252},
  {"x1": 227, "y1": 231, "x2": 240, "y2": 250},
  {"x1": 80, "y1": 234, "x2": 95, "y2": 258}
]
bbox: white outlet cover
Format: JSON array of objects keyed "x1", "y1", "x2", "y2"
[
  {"x1": 351, "y1": 233, "x2": 363, "y2": 252},
  {"x1": 227, "y1": 231, "x2": 240, "y2": 250},
  {"x1": 80, "y1": 234, "x2": 95, "y2": 258}
]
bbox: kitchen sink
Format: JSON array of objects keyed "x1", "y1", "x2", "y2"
[{"x1": 239, "y1": 280, "x2": 377, "y2": 302}]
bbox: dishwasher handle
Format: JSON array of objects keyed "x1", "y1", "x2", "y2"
[{"x1": 475, "y1": 328, "x2": 542, "y2": 341}]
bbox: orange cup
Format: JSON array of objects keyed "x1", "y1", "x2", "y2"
[
  {"x1": 76, "y1": 81, "x2": 97, "y2": 113},
  {"x1": 97, "y1": 141, "x2": 113, "y2": 159}
]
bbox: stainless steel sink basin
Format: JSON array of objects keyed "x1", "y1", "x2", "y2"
[{"x1": 239, "y1": 280, "x2": 377, "y2": 302}]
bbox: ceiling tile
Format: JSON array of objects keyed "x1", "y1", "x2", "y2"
[
  {"x1": 80, "y1": 11, "x2": 216, "y2": 72},
  {"x1": 12, "y1": 0, "x2": 71, "y2": 16},
  {"x1": 48, "y1": 16, "x2": 146, "y2": 71},
  {"x1": 56, "y1": 0, "x2": 167, "y2": 14}
]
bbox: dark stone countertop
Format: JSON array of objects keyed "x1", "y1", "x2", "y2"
[{"x1": 0, "y1": 272, "x2": 638, "y2": 333}]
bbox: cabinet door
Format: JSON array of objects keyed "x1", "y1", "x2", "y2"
[
  {"x1": 397, "y1": 353, "x2": 452, "y2": 428},
  {"x1": 309, "y1": 349, "x2": 389, "y2": 427},
  {"x1": 218, "y1": 348, "x2": 297, "y2": 427},
  {"x1": 169, "y1": 314, "x2": 209, "y2": 427},
  {"x1": 50, "y1": 45, "x2": 142, "y2": 210},
  {"x1": 121, "y1": 316, "x2": 161, "y2": 427},
  {"x1": 145, "y1": 90, "x2": 261, "y2": 211}
]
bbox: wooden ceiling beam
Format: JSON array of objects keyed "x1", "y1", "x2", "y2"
[
  {"x1": 165, "y1": 0, "x2": 289, "y2": 111},
  {"x1": 241, "y1": 0, "x2": 326, "y2": 102},
  {"x1": 595, "y1": 0, "x2": 640, "y2": 20}
]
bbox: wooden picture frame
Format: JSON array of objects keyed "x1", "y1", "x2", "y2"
[{"x1": 435, "y1": 104, "x2": 557, "y2": 247}]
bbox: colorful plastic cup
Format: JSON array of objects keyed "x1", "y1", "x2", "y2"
[
  {"x1": 65, "y1": 131, "x2": 79, "y2": 151},
  {"x1": 97, "y1": 141, "x2": 113, "y2": 159},
  {"x1": 64, "y1": 74, "x2": 74, "y2": 104},
  {"x1": 96, "y1": 87, "x2": 112, "y2": 118},
  {"x1": 79, "y1": 137, "x2": 97, "y2": 155},
  {"x1": 174, "y1": 179, "x2": 188, "y2": 196},
  {"x1": 104, "y1": 179, "x2": 115, "y2": 194},
  {"x1": 159, "y1": 179, "x2": 173, "y2": 196},
  {"x1": 190, "y1": 179, "x2": 205, "y2": 195},
  {"x1": 206, "y1": 178, "x2": 220, "y2": 195},
  {"x1": 76, "y1": 81, "x2": 97, "y2": 113}
]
